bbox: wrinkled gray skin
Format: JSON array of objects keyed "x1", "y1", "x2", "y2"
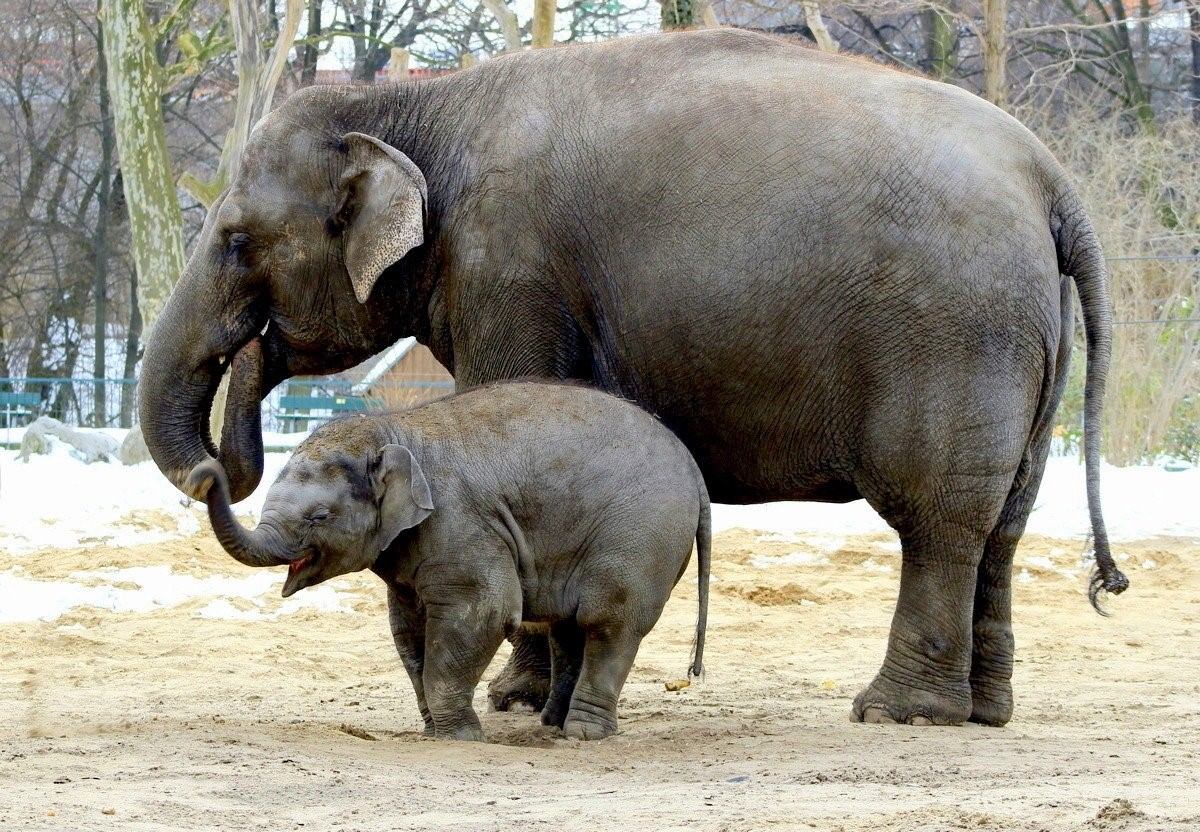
[
  {"x1": 141, "y1": 28, "x2": 1127, "y2": 728},
  {"x1": 189, "y1": 380, "x2": 711, "y2": 741}
]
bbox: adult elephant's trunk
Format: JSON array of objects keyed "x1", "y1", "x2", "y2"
[
  {"x1": 137, "y1": 237, "x2": 266, "y2": 503},
  {"x1": 216, "y1": 338, "x2": 267, "y2": 501},
  {"x1": 186, "y1": 459, "x2": 297, "y2": 568}
]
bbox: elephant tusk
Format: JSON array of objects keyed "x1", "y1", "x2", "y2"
[{"x1": 260, "y1": 320, "x2": 270, "y2": 336}]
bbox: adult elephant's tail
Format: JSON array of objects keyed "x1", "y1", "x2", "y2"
[{"x1": 1052, "y1": 192, "x2": 1130, "y2": 612}]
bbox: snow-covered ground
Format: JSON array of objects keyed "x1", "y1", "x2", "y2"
[{"x1": 2, "y1": 437, "x2": 1197, "y2": 625}]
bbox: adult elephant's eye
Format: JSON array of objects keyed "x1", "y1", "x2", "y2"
[{"x1": 225, "y1": 232, "x2": 251, "y2": 262}]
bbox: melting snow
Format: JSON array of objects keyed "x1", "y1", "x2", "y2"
[{"x1": 0, "y1": 565, "x2": 355, "y2": 624}]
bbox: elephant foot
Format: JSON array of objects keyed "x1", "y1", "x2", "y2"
[
  {"x1": 437, "y1": 723, "x2": 486, "y2": 742},
  {"x1": 969, "y1": 617, "x2": 1015, "y2": 726},
  {"x1": 487, "y1": 658, "x2": 551, "y2": 713},
  {"x1": 563, "y1": 712, "x2": 618, "y2": 741},
  {"x1": 540, "y1": 689, "x2": 571, "y2": 729},
  {"x1": 851, "y1": 673, "x2": 972, "y2": 726},
  {"x1": 968, "y1": 675, "x2": 1013, "y2": 726}
]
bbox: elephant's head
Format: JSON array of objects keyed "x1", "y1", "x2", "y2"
[
  {"x1": 187, "y1": 439, "x2": 434, "y2": 596},
  {"x1": 139, "y1": 87, "x2": 432, "y2": 502}
]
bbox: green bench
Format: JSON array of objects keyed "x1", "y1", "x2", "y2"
[
  {"x1": 0, "y1": 390, "x2": 41, "y2": 426},
  {"x1": 277, "y1": 393, "x2": 375, "y2": 431}
]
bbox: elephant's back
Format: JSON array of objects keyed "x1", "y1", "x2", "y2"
[
  {"x1": 395, "y1": 381, "x2": 700, "y2": 509},
  {"x1": 400, "y1": 381, "x2": 680, "y2": 452}
]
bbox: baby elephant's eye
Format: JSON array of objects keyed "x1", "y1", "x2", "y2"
[{"x1": 308, "y1": 508, "x2": 331, "y2": 525}]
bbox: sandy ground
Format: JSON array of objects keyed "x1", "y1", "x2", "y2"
[{"x1": 2, "y1": 524, "x2": 1198, "y2": 832}]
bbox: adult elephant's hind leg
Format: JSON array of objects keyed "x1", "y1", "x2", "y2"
[
  {"x1": 852, "y1": 462, "x2": 1017, "y2": 726},
  {"x1": 487, "y1": 630, "x2": 552, "y2": 712},
  {"x1": 972, "y1": 279, "x2": 1071, "y2": 726},
  {"x1": 851, "y1": 522, "x2": 988, "y2": 726},
  {"x1": 969, "y1": 477, "x2": 1036, "y2": 727},
  {"x1": 542, "y1": 620, "x2": 585, "y2": 729},
  {"x1": 971, "y1": 407, "x2": 1060, "y2": 725}
]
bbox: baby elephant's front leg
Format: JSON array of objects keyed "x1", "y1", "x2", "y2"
[
  {"x1": 422, "y1": 601, "x2": 508, "y2": 742},
  {"x1": 387, "y1": 585, "x2": 432, "y2": 736}
]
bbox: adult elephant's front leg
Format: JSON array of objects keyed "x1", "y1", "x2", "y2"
[
  {"x1": 487, "y1": 629, "x2": 552, "y2": 712},
  {"x1": 447, "y1": 281, "x2": 585, "y2": 715}
]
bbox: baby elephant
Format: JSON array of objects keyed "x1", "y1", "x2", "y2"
[{"x1": 189, "y1": 380, "x2": 710, "y2": 741}]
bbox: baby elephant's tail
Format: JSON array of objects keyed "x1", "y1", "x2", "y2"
[{"x1": 689, "y1": 478, "x2": 711, "y2": 679}]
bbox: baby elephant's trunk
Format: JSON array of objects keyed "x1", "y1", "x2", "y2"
[
  {"x1": 186, "y1": 459, "x2": 297, "y2": 568},
  {"x1": 690, "y1": 482, "x2": 711, "y2": 680}
]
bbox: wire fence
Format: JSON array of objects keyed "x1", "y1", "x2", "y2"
[{"x1": 0, "y1": 376, "x2": 455, "y2": 434}]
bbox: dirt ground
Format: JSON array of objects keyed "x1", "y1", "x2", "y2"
[{"x1": 2, "y1": 525, "x2": 1197, "y2": 832}]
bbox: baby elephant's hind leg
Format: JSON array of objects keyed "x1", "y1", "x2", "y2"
[
  {"x1": 564, "y1": 625, "x2": 642, "y2": 740},
  {"x1": 541, "y1": 620, "x2": 585, "y2": 729}
]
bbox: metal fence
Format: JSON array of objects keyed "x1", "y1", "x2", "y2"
[{"x1": 0, "y1": 376, "x2": 455, "y2": 433}]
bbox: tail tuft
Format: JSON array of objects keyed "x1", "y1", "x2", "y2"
[{"x1": 1087, "y1": 562, "x2": 1130, "y2": 617}]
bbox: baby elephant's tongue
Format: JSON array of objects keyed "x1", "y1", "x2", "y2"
[
  {"x1": 217, "y1": 337, "x2": 266, "y2": 503},
  {"x1": 282, "y1": 555, "x2": 312, "y2": 598}
]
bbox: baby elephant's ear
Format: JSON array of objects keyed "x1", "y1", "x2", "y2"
[{"x1": 373, "y1": 444, "x2": 435, "y2": 551}]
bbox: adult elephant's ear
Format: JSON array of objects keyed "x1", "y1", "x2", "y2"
[
  {"x1": 372, "y1": 444, "x2": 435, "y2": 551},
  {"x1": 333, "y1": 132, "x2": 428, "y2": 304}
]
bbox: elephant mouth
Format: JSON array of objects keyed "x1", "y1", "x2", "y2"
[{"x1": 281, "y1": 553, "x2": 317, "y2": 598}]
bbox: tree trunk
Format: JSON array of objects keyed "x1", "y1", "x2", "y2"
[
  {"x1": 388, "y1": 47, "x2": 410, "y2": 81},
  {"x1": 121, "y1": 266, "x2": 142, "y2": 428},
  {"x1": 803, "y1": 2, "x2": 837, "y2": 52},
  {"x1": 482, "y1": 0, "x2": 522, "y2": 51},
  {"x1": 924, "y1": 4, "x2": 954, "y2": 80},
  {"x1": 182, "y1": 0, "x2": 303, "y2": 205},
  {"x1": 1190, "y1": 1, "x2": 1200, "y2": 125},
  {"x1": 532, "y1": 0, "x2": 555, "y2": 46},
  {"x1": 100, "y1": 0, "x2": 186, "y2": 327},
  {"x1": 93, "y1": 13, "x2": 114, "y2": 427},
  {"x1": 0, "y1": 318, "x2": 9, "y2": 385},
  {"x1": 1136, "y1": 0, "x2": 1151, "y2": 103},
  {"x1": 660, "y1": 0, "x2": 693, "y2": 30},
  {"x1": 301, "y1": 0, "x2": 321, "y2": 85},
  {"x1": 180, "y1": 0, "x2": 301, "y2": 441},
  {"x1": 981, "y1": 0, "x2": 1007, "y2": 107},
  {"x1": 1106, "y1": 0, "x2": 1155, "y2": 129}
]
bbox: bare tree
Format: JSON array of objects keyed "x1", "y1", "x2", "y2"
[
  {"x1": 804, "y1": 1, "x2": 838, "y2": 51},
  {"x1": 100, "y1": 0, "x2": 186, "y2": 326},
  {"x1": 532, "y1": 0, "x2": 555, "y2": 45},
  {"x1": 982, "y1": 0, "x2": 1006, "y2": 105},
  {"x1": 661, "y1": 0, "x2": 694, "y2": 29},
  {"x1": 482, "y1": 0, "x2": 522, "y2": 50},
  {"x1": 1191, "y1": 0, "x2": 1200, "y2": 124},
  {"x1": 181, "y1": 0, "x2": 302, "y2": 204}
]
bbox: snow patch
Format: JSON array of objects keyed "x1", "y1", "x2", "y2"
[
  {"x1": 0, "y1": 565, "x2": 354, "y2": 624},
  {"x1": 710, "y1": 457, "x2": 1200, "y2": 542},
  {"x1": 0, "y1": 447, "x2": 291, "y2": 554}
]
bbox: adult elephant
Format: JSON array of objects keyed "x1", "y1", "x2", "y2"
[{"x1": 140, "y1": 28, "x2": 1127, "y2": 728}]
